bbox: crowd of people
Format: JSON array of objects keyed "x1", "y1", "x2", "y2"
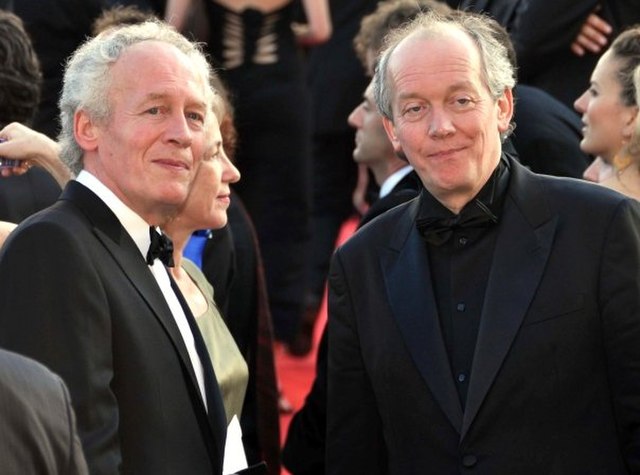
[{"x1": 1, "y1": 0, "x2": 640, "y2": 474}]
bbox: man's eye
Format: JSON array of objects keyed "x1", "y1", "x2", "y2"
[
  {"x1": 403, "y1": 105, "x2": 424, "y2": 116},
  {"x1": 147, "y1": 107, "x2": 160, "y2": 115},
  {"x1": 187, "y1": 111, "x2": 205, "y2": 122},
  {"x1": 454, "y1": 97, "x2": 474, "y2": 107}
]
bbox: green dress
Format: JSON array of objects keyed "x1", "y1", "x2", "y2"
[{"x1": 183, "y1": 259, "x2": 249, "y2": 425}]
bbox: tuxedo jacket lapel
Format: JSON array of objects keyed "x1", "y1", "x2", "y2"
[
  {"x1": 382, "y1": 199, "x2": 463, "y2": 433},
  {"x1": 461, "y1": 162, "x2": 557, "y2": 440}
]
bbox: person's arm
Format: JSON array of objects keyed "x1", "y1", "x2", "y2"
[
  {"x1": 511, "y1": 0, "x2": 599, "y2": 81},
  {"x1": 326, "y1": 250, "x2": 386, "y2": 474},
  {"x1": 600, "y1": 199, "x2": 640, "y2": 470},
  {"x1": 0, "y1": 220, "x2": 120, "y2": 473},
  {"x1": 294, "y1": 0, "x2": 332, "y2": 46},
  {"x1": 571, "y1": 10, "x2": 612, "y2": 57},
  {"x1": 55, "y1": 376, "x2": 90, "y2": 474},
  {"x1": 164, "y1": 0, "x2": 194, "y2": 31},
  {"x1": 0, "y1": 122, "x2": 72, "y2": 187}
]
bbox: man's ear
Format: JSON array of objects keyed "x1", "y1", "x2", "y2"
[
  {"x1": 496, "y1": 88, "x2": 514, "y2": 134},
  {"x1": 382, "y1": 116, "x2": 403, "y2": 154},
  {"x1": 74, "y1": 109, "x2": 100, "y2": 152}
]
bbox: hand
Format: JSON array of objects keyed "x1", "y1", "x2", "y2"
[
  {"x1": 0, "y1": 122, "x2": 72, "y2": 186},
  {"x1": 571, "y1": 11, "x2": 612, "y2": 57},
  {"x1": 292, "y1": 22, "x2": 330, "y2": 47},
  {"x1": 0, "y1": 158, "x2": 31, "y2": 178}
]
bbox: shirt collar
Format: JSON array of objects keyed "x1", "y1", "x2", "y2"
[
  {"x1": 417, "y1": 155, "x2": 510, "y2": 221},
  {"x1": 379, "y1": 165, "x2": 414, "y2": 198},
  {"x1": 75, "y1": 170, "x2": 151, "y2": 258}
]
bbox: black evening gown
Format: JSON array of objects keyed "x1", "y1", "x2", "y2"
[{"x1": 205, "y1": 1, "x2": 312, "y2": 345}]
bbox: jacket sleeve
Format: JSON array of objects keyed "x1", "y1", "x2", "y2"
[
  {"x1": 511, "y1": 0, "x2": 597, "y2": 82},
  {"x1": 0, "y1": 219, "x2": 120, "y2": 474},
  {"x1": 599, "y1": 198, "x2": 640, "y2": 471},
  {"x1": 326, "y1": 248, "x2": 387, "y2": 475}
]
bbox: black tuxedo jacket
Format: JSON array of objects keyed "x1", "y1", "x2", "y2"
[
  {"x1": 327, "y1": 157, "x2": 640, "y2": 474},
  {"x1": 283, "y1": 170, "x2": 422, "y2": 475},
  {"x1": 0, "y1": 181, "x2": 227, "y2": 474},
  {"x1": 511, "y1": 85, "x2": 591, "y2": 178}
]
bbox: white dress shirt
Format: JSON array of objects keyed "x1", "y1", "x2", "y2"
[{"x1": 379, "y1": 165, "x2": 414, "y2": 199}]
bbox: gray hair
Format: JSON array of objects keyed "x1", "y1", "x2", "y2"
[
  {"x1": 58, "y1": 20, "x2": 213, "y2": 175},
  {"x1": 373, "y1": 10, "x2": 516, "y2": 136}
]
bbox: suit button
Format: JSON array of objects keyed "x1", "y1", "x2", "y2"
[{"x1": 462, "y1": 454, "x2": 477, "y2": 467}]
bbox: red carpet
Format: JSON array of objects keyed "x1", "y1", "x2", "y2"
[{"x1": 275, "y1": 215, "x2": 359, "y2": 474}]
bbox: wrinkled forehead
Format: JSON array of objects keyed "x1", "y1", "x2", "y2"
[
  {"x1": 385, "y1": 25, "x2": 488, "y2": 102},
  {"x1": 108, "y1": 41, "x2": 211, "y2": 104}
]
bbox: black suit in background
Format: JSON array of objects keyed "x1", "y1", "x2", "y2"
[
  {"x1": 13, "y1": 0, "x2": 103, "y2": 139},
  {"x1": 282, "y1": 170, "x2": 422, "y2": 475},
  {"x1": 0, "y1": 348, "x2": 88, "y2": 474},
  {"x1": 105, "y1": 0, "x2": 166, "y2": 17},
  {"x1": 511, "y1": 85, "x2": 591, "y2": 178},
  {"x1": 0, "y1": 181, "x2": 227, "y2": 474},
  {"x1": 202, "y1": 191, "x2": 281, "y2": 475},
  {"x1": 446, "y1": 0, "x2": 525, "y2": 31},
  {"x1": 511, "y1": 0, "x2": 640, "y2": 108},
  {"x1": 0, "y1": 167, "x2": 61, "y2": 223},
  {"x1": 327, "y1": 155, "x2": 640, "y2": 474},
  {"x1": 358, "y1": 171, "x2": 422, "y2": 227}
]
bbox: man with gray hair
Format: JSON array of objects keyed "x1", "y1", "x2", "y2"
[
  {"x1": 327, "y1": 10, "x2": 640, "y2": 474},
  {"x1": 0, "y1": 20, "x2": 228, "y2": 474}
]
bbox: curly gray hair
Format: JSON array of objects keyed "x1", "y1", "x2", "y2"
[{"x1": 58, "y1": 19, "x2": 213, "y2": 175}]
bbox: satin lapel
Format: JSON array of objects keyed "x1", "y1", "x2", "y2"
[
  {"x1": 461, "y1": 163, "x2": 557, "y2": 440},
  {"x1": 381, "y1": 199, "x2": 463, "y2": 432},
  {"x1": 61, "y1": 182, "x2": 208, "y2": 423}
]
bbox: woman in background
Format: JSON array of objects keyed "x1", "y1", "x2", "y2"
[
  {"x1": 165, "y1": 0, "x2": 332, "y2": 351},
  {"x1": 575, "y1": 26, "x2": 640, "y2": 193}
]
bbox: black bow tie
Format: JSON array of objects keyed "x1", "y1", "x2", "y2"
[
  {"x1": 146, "y1": 227, "x2": 174, "y2": 267},
  {"x1": 416, "y1": 200, "x2": 498, "y2": 246}
]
